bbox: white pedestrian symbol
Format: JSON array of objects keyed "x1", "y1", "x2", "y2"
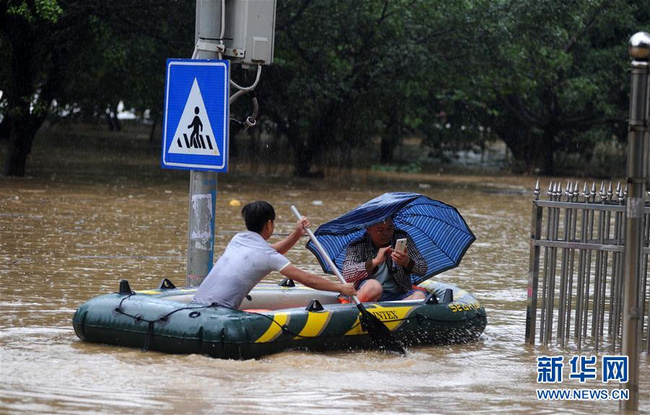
[{"x1": 168, "y1": 78, "x2": 220, "y2": 156}]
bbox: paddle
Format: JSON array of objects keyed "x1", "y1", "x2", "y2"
[{"x1": 290, "y1": 205, "x2": 406, "y2": 354}]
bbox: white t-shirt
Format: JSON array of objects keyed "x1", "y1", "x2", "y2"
[{"x1": 193, "y1": 231, "x2": 290, "y2": 309}]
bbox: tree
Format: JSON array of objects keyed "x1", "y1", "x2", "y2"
[
  {"x1": 51, "y1": 1, "x2": 194, "y2": 135},
  {"x1": 3, "y1": 0, "x2": 647, "y2": 177},
  {"x1": 0, "y1": 0, "x2": 194, "y2": 176},
  {"x1": 258, "y1": 0, "x2": 464, "y2": 176},
  {"x1": 464, "y1": 0, "x2": 650, "y2": 174},
  {"x1": 1, "y1": 0, "x2": 67, "y2": 176}
]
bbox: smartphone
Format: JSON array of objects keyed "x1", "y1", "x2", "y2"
[{"x1": 394, "y1": 238, "x2": 407, "y2": 253}]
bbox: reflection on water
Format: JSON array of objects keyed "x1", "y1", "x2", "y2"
[{"x1": 1, "y1": 169, "x2": 648, "y2": 414}]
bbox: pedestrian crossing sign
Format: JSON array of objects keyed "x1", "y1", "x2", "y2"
[{"x1": 162, "y1": 59, "x2": 229, "y2": 171}]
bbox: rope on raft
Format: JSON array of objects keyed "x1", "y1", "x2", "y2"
[
  {"x1": 113, "y1": 294, "x2": 475, "y2": 351},
  {"x1": 114, "y1": 294, "x2": 217, "y2": 351}
]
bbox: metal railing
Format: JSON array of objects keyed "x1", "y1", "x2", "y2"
[{"x1": 525, "y1": 180, "x2": 650, "y2": 353}]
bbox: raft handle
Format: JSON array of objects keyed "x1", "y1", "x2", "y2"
[
  {"x1": 305, "y1": 299, "x2": 325, "y2": 312},
  {"x1": 424, "y1": 293, "x2": 439, "y2": 304},
  {"x1": 279, "y1": 278, "x2": 295, "y2": 287},
  {"x1": 119, "y1": 279, "x2": 134, "y2": 295},
  {"x1": 157, "y1": 278, "x2": 176, "y2": 290},
  {"x1": 442, "y1": 289, "x2": 454, "y2": 303}
]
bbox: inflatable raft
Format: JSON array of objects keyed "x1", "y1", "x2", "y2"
[{"x1": 73, "y1": 278, "x2": 487, "y2": 360}]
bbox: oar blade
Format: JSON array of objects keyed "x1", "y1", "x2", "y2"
[{"x1": 358, "y1": 305, "x2": 406, "y2": 354}]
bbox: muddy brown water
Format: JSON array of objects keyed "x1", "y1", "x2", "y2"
[{"x1": 0, "y1": 141, "x2": 648, "y2": 413}]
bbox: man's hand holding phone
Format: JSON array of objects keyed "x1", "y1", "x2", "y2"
[{"x1": 392, "y1": 238, "x2": 409, "y2": 267}]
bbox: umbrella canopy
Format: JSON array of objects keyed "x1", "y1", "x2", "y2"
[{"x1": 306, "y1": 192, "x2": 475, "y2": 284}]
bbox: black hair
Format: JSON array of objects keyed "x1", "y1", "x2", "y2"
[{"x1": 241, "y1": 201, "x2": 275, "y2": 233}]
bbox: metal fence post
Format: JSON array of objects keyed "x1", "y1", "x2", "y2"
[
  {"x1": 526, "y1": 180, "x2": 543, "y2": 344},
  {"x1": 621, "y1": 30, "x2": 649, "y2": 412}
]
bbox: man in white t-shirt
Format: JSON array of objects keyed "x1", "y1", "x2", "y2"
[{"x1": 193, "y1": 201, "x2": 356, "y2": 309}]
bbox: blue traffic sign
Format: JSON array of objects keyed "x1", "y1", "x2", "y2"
[{"x1": 162, "y1": 59, "x2": 229, "y2": 171}]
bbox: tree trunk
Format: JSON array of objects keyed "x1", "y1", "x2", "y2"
[
  {"x1": 1, "y1": 11, "x2": 60, "y2": 176},
  {"x1": 541, "y1": 129, "x2": 555, "y2": 175},
  {"x1": 292, "y1": 139, "x2": 313, "y2": 177},
  {"x1": 501, "y1": 127, "x2": 556, "y2": 175},
  {"x1": 229, "y1": 121, "x2": 240, "y2": 158},
  {"x1": 248, "y1": 126, "x2": 259, "y2": 164},
  {"x1": 112, "y1": 110, "x2": 122, "y2": 132},
  {"x1": 493, "y1": 107, "x2": 559, "y2": 175},
  {"x1": 106, "y1": 106, "x2": 121, "y2": 131},
  {"x1": 3, "y1": 117, "x2": 36, "y2": 176},
  {"x1": 379, "y1": 136, "x2": 394, "y2": 164},
  {"x1": 149, "y1": 118, "x2": 158, "y2": 143},
  {"x1": 380, "y1": 110, "x2": 401, "y2": 164},
  {"x1": 0, "y1": 115, "x2": 10, "y2": 141}
]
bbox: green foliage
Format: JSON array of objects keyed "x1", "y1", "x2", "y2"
[
  {"x1": 258, "y1": 0, "x2": 474, "y2": 174},
  {"x1": 1, "y1": 0, "x2": 194, "y2": 121},
  {"x1": 456, "y1": 0, "x2": 649, "y2": 173},
  {"x1": 48, "y1": 1, "x2": 194, "y2": 121},
  {"x1": 1, "y1": 0, "x2": 648, "y2": 177},
  {"x1": 7, "y1": 0, "x2": 62, "y2": 23}
]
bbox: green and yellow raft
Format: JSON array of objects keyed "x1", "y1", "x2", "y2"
[{"x1": 73, "y1": 279, "x2": 487, "y2": 359}]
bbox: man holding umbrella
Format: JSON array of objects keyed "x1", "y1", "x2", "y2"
[
  {"x1": 306, "y1": 192, "x2": 476, "y2": 304},
  {"x1": 342, "y1": 217, "x2": 427, "y2": 302}
]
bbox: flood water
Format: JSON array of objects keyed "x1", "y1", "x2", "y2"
[{"x1": 1, "y1": 143, "x2": 648, "y2": 414}]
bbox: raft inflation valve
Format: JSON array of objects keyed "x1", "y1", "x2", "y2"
[
  {"x1": 442, "y1": 289, "x2": 454, "y2": 303},
  {"x1": 157, "y1": 278, "x2": 176, "y2": 290},
  {"x1": 306, "y1": 299, "x2": 324, "y2": 312},
  {"x1": 119, "y1": 279, "x2": 133, "y2": 295},
  {"x1": 279, "y1": 278, "x2": 295, "y2": 287},
  {"x1": 425, "y1": 293, "x2": 439, "y2": 304}
]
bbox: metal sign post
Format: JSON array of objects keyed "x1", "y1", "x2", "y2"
[
  {"x1": 161, "y1": 57, "x2": 229, "y2": 287},
  {"x1": 185, "y1": 0, "x2": 223, "y2": 287},
  {"x1": 621, "y1": 31, "x2": 649, "y2": 412},
  {"x1": 172, "y1": 0, "x2": 276, "y2": 287}
]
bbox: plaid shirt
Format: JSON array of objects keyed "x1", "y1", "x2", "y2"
[{"x1": 342, "y1": 230, "x2": 427, "y2": 293}]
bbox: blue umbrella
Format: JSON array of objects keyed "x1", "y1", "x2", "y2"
[{"x1": 306, "y1": 192, "x2": 475, "y2": 284}]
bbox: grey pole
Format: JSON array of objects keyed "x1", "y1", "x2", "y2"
[
  {"x1": 186, "y1": 0, "x2": 223, "y2": 287},
  {"x1": 525, "y1": 180, "x2": 542, "y2": 345},
  {"x1": 621, "y1": 31, "x2": 649, "y2": 412}
]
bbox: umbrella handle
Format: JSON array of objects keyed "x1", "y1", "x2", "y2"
[{"x1": 290, "y1": 205, "x2": 362, "y2": 306}]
